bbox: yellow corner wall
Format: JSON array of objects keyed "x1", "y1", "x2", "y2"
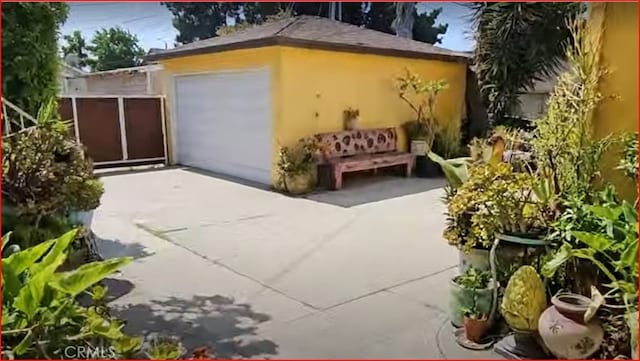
[
  {"x1": 277, "y1": 46, "x2": 467, "y2": 154},
  {"x1": 590, "y1": 3, "x2": 638, "y2": 199},
  {"x1": 159, "y1": 45, "x2": 467, "y2": 185}
]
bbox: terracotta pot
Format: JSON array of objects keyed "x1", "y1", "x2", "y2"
[
  {"x1": 464, "y1": 315, "x2": 490, "y2": 343},
  {"x1": 344, "y1": 116, "x2": 359, "y2": 130},
  {"x1": 538, "y1": 293, "x2": 604, "y2": 359}
]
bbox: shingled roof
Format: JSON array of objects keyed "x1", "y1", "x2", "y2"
[{"x1": 147, "y1": 15, "x2": 471, "y2": 63}]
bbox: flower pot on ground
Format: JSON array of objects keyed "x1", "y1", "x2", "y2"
[
  {"x1": 283, "y1": 169, "x2": 317, "y2": 195},
  {"x1": 414, "y1": 155, "x2": 439, "y2": 177},
  {"x1": 276, "y1": 137, "x2": 321, "y2": 195},
  {"x1": 449, "y1": 267, "x2": 497, "y2": 328},
  {"x1": 464, "y1": 314, "x2": 490, "y2": 343},
  {"x1": 538, "y1": 293, "x2": 604, "y2": 359}
]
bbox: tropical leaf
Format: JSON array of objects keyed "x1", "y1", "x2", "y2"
[
  {"x1": 571, "y1": 230, "x2": 614, "y2": 252},
  {"x1": 541, "y1": 243, "x2": 572, "y2": 278},
  {"x1": 3, "y1": 238, "x2": 56, "y2": 277},
  {"x1": 30, "y1": 228, "x2": 77, "y2": 274},
  {"x1": 584, "y1": 286, "x2": 603, "y2": 323},
  {"x1": 50, "y1": 257, "x2": 132, "y2": 297},
  {"x1": 427, "y1": 152, "x2": 471, "y2": 188},
  {"x1": 14, "y1": 260, "x2": 62, "y2": 320}
]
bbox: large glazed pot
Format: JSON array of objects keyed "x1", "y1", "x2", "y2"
[
  {"x1": 68, "y1": 210, "x2": 94, "y2": 229},
  {"x1": 449, "y1": 278, "x2": 497, "y2": 328},
  {"x1": 459, "y1": 248, "x2": 490, "y2": 273},
  {"x1": 538, "y1": 293, "x2": 604, "y2": 359}
]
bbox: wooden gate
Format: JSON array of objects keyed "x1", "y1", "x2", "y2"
[{"x1": 59, "y1": 96, "x2": 167, "y2": 167}]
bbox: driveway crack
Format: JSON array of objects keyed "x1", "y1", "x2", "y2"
[{"x1": 134, "y1": 222, "x2": 320, "y2": 311}]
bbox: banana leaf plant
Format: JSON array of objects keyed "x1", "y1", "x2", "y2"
[
  {"x1": 427, "y1": 152, "x2": 472, "y2": 188},
  {"x1": 542, "y1": 199, "x2": 638, "y2": 309},
  {"x1": 2, "y1": 229, "x2": 141, "y2": 359}
]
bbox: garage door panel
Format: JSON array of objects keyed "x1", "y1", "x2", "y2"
[{"x1": 174, "y1": 69, "x2": 272, "y2": 184}]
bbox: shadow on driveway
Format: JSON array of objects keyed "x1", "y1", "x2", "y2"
[
  {"x1": 306, "y1": 174, "x2": 445, "y2": 207},
  {"x1": 112, "y1": 295, "x2": 278, "y2": 359}
]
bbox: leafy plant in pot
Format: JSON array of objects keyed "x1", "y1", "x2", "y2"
[
  {"x1": 276, "y1": 137, "x2": 322, "y2": 195},
  {"x1": 396, "y1": 69, "x2": 448, "y2": 177},
  {"x1": 450, "y1": 267, "x2": 496, "y2": 329},
  {"x1": 343, "y1": 107, "x2": 360, "y2": 131},
  {"x1": 2, "y1": 99, "x2": 105, "y2": 248}
]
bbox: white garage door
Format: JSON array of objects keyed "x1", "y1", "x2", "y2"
[{"x1": 173, "y1": 69, "x2": 272, "y2": 184}]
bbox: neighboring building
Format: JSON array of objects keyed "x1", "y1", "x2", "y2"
[
  {"x1": 147, "y1": 15, "x2": 470, "y2": 186},
  {"x1": 588, "y1": 2, "x2": 638, "y2": 200},
  {"x1": 515, "y1": 67, "x2": 564, "y2": 121},
  {"x1": 60, "y1": 63, "x2": 87, "y2": 94},
  {"x1": 61, "y1": 64, "x2": 164, "y2": 96}
]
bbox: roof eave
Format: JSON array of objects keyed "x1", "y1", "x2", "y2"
[{"x1": 146, "y1": 36, "x2": 471, "y2": 64}]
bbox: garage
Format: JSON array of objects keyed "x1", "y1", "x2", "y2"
[{"x1": 172, "y1": 69, "x2": 272, "y2": 184}]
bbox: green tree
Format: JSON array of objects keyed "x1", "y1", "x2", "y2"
[
  {"x1": 86, "y1": 27, "x2": 145, "y2": 71},
  {"x1": 61, "y1": 30, "x2": 89, "y2": 69},
  {"x1": 413, "y1": 8, "x2": 448, "y2": 44},
  {"x1": 162, "y1": 2, "x2": 241, "y2": 44},
  {"x1": 1, "y1": 2, "x2": 69, "y2": 115},
  {"x1": 164, "y1": 2, "x2": 445, "y2": 45},
  {"x1": 469, "y1": 2, "x2": 583, "y2": 127}
]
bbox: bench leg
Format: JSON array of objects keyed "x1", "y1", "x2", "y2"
[
  {"x1": 333, "y1": 168, "x2": 343, "y2": 190},
  {"x1": 405, "y1": 162, "x2": 412, "y2": 177}
]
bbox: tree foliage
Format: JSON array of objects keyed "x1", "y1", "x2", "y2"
[
  {"x1": 61, "y1": 30, "x2": 89, "y2": 68},
  {"x1": 468, "y1": 2, "x2": 583, "y2": 126},
  {"x1": 163, "y1": 2, "x2": 447, "y2": 45},
  {"x1": 1, "y1": 2, "x2": 69, "y2": 115},
  {"x1": 85, "y1": 27, "x2": 145, "y2": 71}
]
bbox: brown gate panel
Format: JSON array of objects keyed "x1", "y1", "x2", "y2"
[
  {"x1": 123, "y1": 98, "x2": 165, "y2": 160},
  {"x1": 58, "y1": 98, "x2": 76, "y2": 138},
  {"x1": 75, "y1": 98, "x2": 123, "y2": 162}
]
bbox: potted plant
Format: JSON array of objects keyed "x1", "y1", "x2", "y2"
[
  {"x1": 143, "y1": 335, "x2": 186, "y2": 360},
  {"x1": 276, "y1": 137, "x2": 321, "y2": 195},
  {"x1": 396, "y1": 69, "x2": 448, "y2": 177},
  {"x1": 449, "y1": 267, "x2": 497, "y2": 328},
  {"x1": 462, "y1": 307, "x2": 490, "y2": 343},
  {"x1": 343, "y1": 107, "x2": 360, "y2": 131}
]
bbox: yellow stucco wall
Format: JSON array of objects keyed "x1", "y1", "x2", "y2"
[
  {"x1": 159, "y1": 45, "x2": 467, "y2": 185},
  {"x1": 590, "y1": 3, "x2": 638, "y2": 199},
  {"x1": 278, "y1": 46, "x2": 467, "y2": 151}
]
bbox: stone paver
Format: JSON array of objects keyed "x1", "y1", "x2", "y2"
[{"x1": 93, "y1": 167, "x2": 498, "y2": 359}]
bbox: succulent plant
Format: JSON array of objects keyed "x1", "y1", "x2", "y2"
[{"x1": 500, "y1": 265, "x2": 547, "y2": 332}]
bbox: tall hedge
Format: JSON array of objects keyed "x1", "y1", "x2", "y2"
[{"x1": 1, "y1": 2, "x2": 68, "y2": 115}]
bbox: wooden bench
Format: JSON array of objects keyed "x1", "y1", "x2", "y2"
[{"x1": 315, "y1": 128, "x2": 416, "y2": 190}]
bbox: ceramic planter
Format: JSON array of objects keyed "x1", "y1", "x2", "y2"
[
  {"x1": 538, "y1": 293, "x2": 604, "y2": 359},
  {"x1": 464, "y1": 315, "x2": 490, "y2": 343},
  {"x1": 344, "y1": 116, "x2": 359, "y2": 131},
  {"x1": 410, "y1": 139, "x2": 427, "y2": 155},
  {"x1": 449, "y1": 277, "x2": 497, "y2": 328},
  {"x1": 459, "y1": 248, "x2": 490, "y2": 273},
  {"x1": 414, "y1": 155, "x2": 439, "y2": 178},
  {"x1": 283, "y1": 171, "x2": 317, "y2": 195},
  {"x1": 68, "y1": 210, "x2": 94, "y2": 229}
]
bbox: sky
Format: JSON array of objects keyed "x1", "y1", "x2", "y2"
[{"x1": 61, "y1": 2, "x2": 474, "y2": 52}]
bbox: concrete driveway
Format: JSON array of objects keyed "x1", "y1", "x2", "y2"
[{"x1": 93, "y1": 167, "x2": 493, "y2": 359}]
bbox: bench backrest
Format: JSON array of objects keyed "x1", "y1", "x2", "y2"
[{"x1": 315, "y1": 128, "x2": 398, "y2": 160}]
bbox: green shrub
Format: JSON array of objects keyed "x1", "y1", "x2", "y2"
[
  {"x1": 618, "y1": 132, "x2": 638, "y2": 183},
  {"x1": 445, "y1": 162, "x2": 550, "y2": 251},
  {"x1": 2, "y1": 117, "x2": 104, "y2": 217},
  {"x1": 1, "y1": 230, "x2": 141, "y2": 359}
]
